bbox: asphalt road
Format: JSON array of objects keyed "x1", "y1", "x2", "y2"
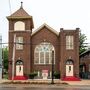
[{"x1": 0, "y1": 84, "x2": 90, "y2": 90}]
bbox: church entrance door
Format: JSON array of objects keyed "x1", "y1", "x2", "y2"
[
  {"x1": 16, "y1": 60, "x2": 23, "y2": 76},
  {"x1": 66, "y1": 59, "x2": 74, "y2": 76}
]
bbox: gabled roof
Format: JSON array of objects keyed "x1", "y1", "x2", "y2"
[
  {"x1": 31, "y1": 23, "x2": 59, "y2": 36},
  {"x1": 7, "y1": 7, "x2": 32, "y2": 19},
  {"x1": 80, "y1": 49, "x2": 90, "y2": 57}
]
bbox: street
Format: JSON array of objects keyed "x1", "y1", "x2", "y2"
[{"x1": 0, "y1": 84, "x2": 90, "y2": 90}]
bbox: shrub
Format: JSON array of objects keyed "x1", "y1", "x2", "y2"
[
  {"x1": 54, "y1": 72, "x2": 60, "y2": 79},
  {"x1": 29, "y1": 72, "x2": 37, "y2": 79}
]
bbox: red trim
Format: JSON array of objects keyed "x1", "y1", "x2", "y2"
[
  {"x1": 62, "y1": 76, "x2": 81, "y2": 81},
  {"x1": 13, "y1": 76, "x2": 28, "y2": 80}
]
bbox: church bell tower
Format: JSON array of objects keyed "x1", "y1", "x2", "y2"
[{"x1": 7, "y1": 2, "x2": 34, "y2": 80}]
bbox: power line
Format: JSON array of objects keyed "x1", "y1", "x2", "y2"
[
  {"x1": 8, "y1": 0, "x2": 12, "y2": 15},
  {"x1": 1, "y1": 42, "x2": 90, "y2": 47}
]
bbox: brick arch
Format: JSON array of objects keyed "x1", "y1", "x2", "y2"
[
  {"x1": 66, "y1": 59, "x2": 74, "y2": 65},
  {"x1": 16, "y1": 60, "x2": 23, "y2": 65}
]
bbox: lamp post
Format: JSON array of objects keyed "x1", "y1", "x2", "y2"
[{"x1": 51, "y1": 48, "x2": 54, "y2": 84}]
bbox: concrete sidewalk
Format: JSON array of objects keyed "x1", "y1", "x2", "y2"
[
  {"x1": 62, "y1": 80, "x2": 90, "y2": 85},
  {"x1": 0, "y1": 79, "x2": 90, "y2": 85}
]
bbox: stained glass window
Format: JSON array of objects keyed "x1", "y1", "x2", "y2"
[{"x1": 34, "y1": 42, "x2": 55, "y2": 64}]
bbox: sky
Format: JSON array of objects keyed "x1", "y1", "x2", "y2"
[{"x1": 0, "y1": 0, "x2": 90, "y2": 46}]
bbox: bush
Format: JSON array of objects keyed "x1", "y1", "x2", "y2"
[
  {"x1": 29, "y1": 72, "x2": 37, "y2": 79},
  {"x1": 54, "y1": 72, "x2": 60, "y2": 79}
]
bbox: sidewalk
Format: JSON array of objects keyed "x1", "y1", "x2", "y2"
[
  {"x1": 62, "y1": 80, "x2": 90, "y2": 85},
  {"x1": 0, "y1": 79, "x2": 90, "y2": 85}
]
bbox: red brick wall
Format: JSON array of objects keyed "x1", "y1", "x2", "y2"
[
  {"x1": 8, "y1": 18, "x2": 33, "y2": 79},
  {"x1": 31, "y1": 27, "x2": 60, "y2": 73},
  {"x1": 8, "y1": 19, "x2": 79, "y2": 79},
  {"x1": 80, "y1": 53, "x2": 90, "y2": 72},
  {"x1": 60, "y1": 28, "x2": 79, "y2": 78}
]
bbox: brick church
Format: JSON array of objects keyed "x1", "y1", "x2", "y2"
[{"x1": 7, "y1": 3, "x2": 80, "y2": 80}]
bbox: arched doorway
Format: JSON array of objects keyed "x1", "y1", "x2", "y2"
[
  {"x1": 66, "y1": 59, "x2": 74, "y2": 76},
  {"x1": 16, "y1": 60, "x2": 23, "y2": 76}
]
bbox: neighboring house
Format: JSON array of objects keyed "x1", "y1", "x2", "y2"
[
  {"x1": 80, "y1": 49, "x2": 90, "y2": 78},
  {"x1": 7, "y1": 3, "x2": 80, "y2": 80},
  {"x1": 0, "y1": 35, "x2": 2, "y2": 79}
]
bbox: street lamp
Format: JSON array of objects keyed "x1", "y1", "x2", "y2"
[{"x1": 51, "y1": 47, "x2": 54, "y2": 84}]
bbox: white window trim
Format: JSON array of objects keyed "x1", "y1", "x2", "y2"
[
  {"x1": 14, "y1": 21, "x2": 25, "y2": 31},
  {"x1": 16, "y1": 37, "x2": 23, "y2": 50},
  {"x1": 66, "y1": 35, "x2": 74, "y2": 50},
  {"x1": 34, "y1": 42, "x2": 55, "y2": 65}
]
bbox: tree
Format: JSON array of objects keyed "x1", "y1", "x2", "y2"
[
  {"x1": 79, "y1": 31, "x2": 87, "y2": 54},
  {"x1": 3, "y1": 47, "x2": 8, "y2": 72}
]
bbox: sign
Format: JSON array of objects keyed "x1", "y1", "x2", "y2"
[{"x1": 42, "y1": 70, "x2": 48, "y2": 79}]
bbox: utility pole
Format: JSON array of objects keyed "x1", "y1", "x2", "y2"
[
  {"x1": 0, "y1": 36, "x2": 2, "y2": 79},
  {"x1": 2, "y1": 45, "x2": 4, "y2": 79},
  {"x1": 12, "y1": 34, "x2": 16, "y2": 80}
]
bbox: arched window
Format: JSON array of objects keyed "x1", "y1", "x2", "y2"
[
  {"x1": 66, "y1": 59, "x2": 73, "y2": 65},
  {"x1": 34, "y1": 42, "x2": 55, "y2": 64},
  {"x1": 16, "y1": 60, "x2": 23, "y2": 65},
  {"x1": 14, "y1": 21, "x2": 25, "y2": 31}
]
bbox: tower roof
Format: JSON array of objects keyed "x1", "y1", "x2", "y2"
[
  {"x1": 7, "y1": 2, "x2": 34, "y2": 28},
  {"x1": 7, "y1": 2, "x2": 32, "y2": 19}
]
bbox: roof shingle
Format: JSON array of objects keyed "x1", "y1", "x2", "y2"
[{"x1": 7, "y1": 7, "x2": 32, "y2": 19}]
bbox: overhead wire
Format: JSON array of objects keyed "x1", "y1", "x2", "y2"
[
  {"x1": 5, "y1": 1, "x2": 90, "y2": 48},
  {"x1": 8, "y1": 0, "x2": 12, "y2": 15},
  {"x1": 1, "y1": 42, "x2": 90, "y2": 47}
]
